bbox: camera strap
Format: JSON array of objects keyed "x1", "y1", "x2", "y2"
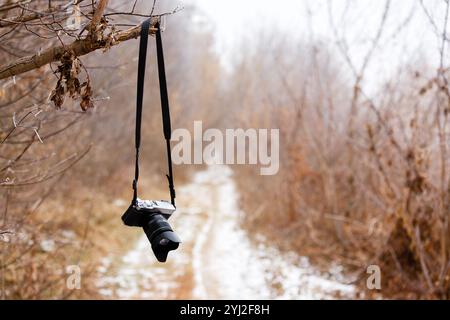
[{"x1": 132, "y1": 18, "x2": 176, "y2": 207}]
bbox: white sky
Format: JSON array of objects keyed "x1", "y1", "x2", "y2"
[{"x1": 179, "y1": 0, "x2": 447, "y2": 93}]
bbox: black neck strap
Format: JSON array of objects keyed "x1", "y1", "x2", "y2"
[{"x1": 133, "y1": 18, "x2": 176, "y2": 207}]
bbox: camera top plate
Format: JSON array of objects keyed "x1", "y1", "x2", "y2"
[
  {"x1": 122, "y1": 199, "x2": 176, "y2": 227},
  {"x1": 135, "y1": 199, "x2": 176, "y2": 215}
]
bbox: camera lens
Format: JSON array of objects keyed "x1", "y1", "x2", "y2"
[{"x1": 143, "y1": 214, "x2": 181, "y2": 262}]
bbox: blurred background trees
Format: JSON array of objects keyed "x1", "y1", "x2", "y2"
[{"x1": 231, "y1": 0, "x2": 450, "y2": 299}]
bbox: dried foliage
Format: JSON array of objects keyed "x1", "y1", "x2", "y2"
[
  {"x1": 0, "y1": 0, "x2": 185, "y2": 299},
  {"x1": 50, "y1": 51, "x2": 93, "y2": 111},
  {"x1": 231, "y1": 2, "x2": 450, "y2": 299}
]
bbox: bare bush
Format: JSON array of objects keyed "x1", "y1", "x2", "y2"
[{"x1": 231, "y1": 1, "x2": 450, "y2": 299}]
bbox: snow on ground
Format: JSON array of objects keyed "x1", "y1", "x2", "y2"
[{"x1": 96, "y1": 165, "x2": 354, "y2": 299}]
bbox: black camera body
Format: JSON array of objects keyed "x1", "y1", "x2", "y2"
[{"x1": 122, "y1": 199, "x2": 180, "y2": 262}]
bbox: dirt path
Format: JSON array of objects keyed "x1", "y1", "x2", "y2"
[{"x1": 96, "y1": 165, "x2": 355, "y2": 299}]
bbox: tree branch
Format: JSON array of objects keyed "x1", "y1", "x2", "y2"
[
  {"x1": 0, "y1": 21, "x2": 157, "y2": 80},
  {"x1": 89, "y1": 0, "x2": 109, "y2": 37},
  {"x1": 0, "y1": 6, "x2": 66, "y2": 28},
  {"x1": 0, "y1": 0, "x2": 31, "y2": 13}
]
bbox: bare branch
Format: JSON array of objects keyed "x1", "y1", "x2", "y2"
[
  {"x1": 0, "y1": 6, "x2": 67, "y2": 28},
  {"x1": 0, "y1": 0, "x2": 31, "y2": 13},
  {"x1": 0, "y1": 21, "x2": 157, "y2": 80},
  {"x1": 88, "y1": 0, "x2": 109, "y2": 37}
]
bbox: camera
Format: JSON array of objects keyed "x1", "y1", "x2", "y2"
[{"x1": 121, "y1": 199, "x2": 181, "y2": 262}]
